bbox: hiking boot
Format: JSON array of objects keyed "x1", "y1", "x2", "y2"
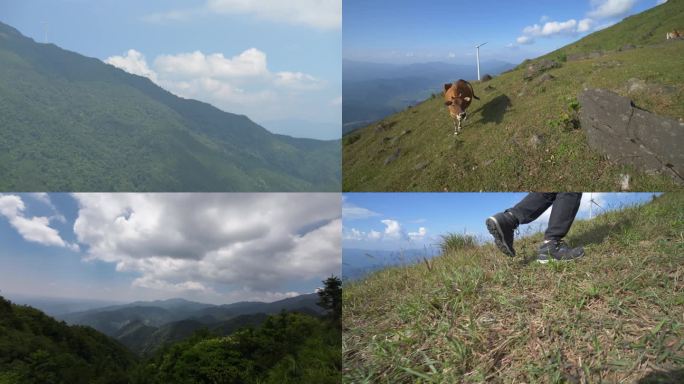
[
  {"x1": 486, "y1": 211, "x2": 518, "y2": 257},
  {"x1": 537, "y1": 240, "x2": 585, "y2": 264}
]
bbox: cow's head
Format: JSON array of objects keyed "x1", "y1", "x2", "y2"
[{"x1": 443, "y1": 83, "x2": 471, "y2": 121}]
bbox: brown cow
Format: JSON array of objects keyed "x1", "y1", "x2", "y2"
[
  {"x1": 666, "y1": 30, "x2": 681, "y2": 40},
  {"x1": 443, "y1": 79, "x2": 480, "y2": 135}
]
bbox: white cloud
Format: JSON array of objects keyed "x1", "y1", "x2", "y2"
[
  {"x1": 342, "y1": 200, "x2": 380, "y2": 220},
  {"x1": 408, "y1": 227, "x2": 427, "y2": 241},
  {"x1": 447, "y1": 52, "x2": 456, "y2": 58},
  {"x1": 368, "y1": 230, "x2": 382, "y2": 240},
  {"x1": 154, "y1": 49, "x2": 269, "y2": 79},
  {"x1": 588, "y1": 0, "x2": 638, "y2": 19},
  {"x1": 105, "y1": 50, "x2": 158, "y2": 83},
  {"x1": 523, "y1": 19, "x2": 578, "y2": 37},
  {"x1": 577, "y1": 18, "x2": 595, "y2": 33},
  {"x1": 274, "y1": 71, "x2": 324, "y2": 90},
  {"x1": 657, "y1": 0, "x2": 667, "y2": 4},
  {"x1": 105, "y1": 48, "x2": 323, "y2": 121},
  {"x1": 72, "y1": 194, "x2": 340, "y2": 296},
  {"x1": 144, "y1": 0, "x2": 341, "y2": 30},
  {"x1": 516, "y1": 36, "x2": 535, "y2": 45},
  {"x1": 0, "y1": 194, "x2": 78, "y2": 251},
  {"x1": 381, "y1": 219, "x2": 404, "y2": 239}
]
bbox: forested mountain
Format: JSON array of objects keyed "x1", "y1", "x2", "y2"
[
  {"x1": 0, "y1": 21, "x2": 340, "y2": 192},
  {"x1": 59, "y1": 293, "x2": 324, "y2": 355},
  {"x1": 0, "y1": 295, "x2": 136, "y2": 384},
  {"x1": 0, "y1": 278, "x2": 342, "y2": 383}
]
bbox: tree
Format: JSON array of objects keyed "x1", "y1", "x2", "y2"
[{"x1": 317, "y1": 276, "x2": 342, "y2": 327}]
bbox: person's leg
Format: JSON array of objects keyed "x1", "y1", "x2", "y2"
[
  {"x1": 486, "y1": 193, "x2": 556, "y2": 257},
  {"x1": 508, "y1": 193, "x2": 557, "y2": 225},
  {"x1": 544, "y1": 193, "x2": 582, "y2": 240},
  {"x1": 538, "y1": 192, "x2": 585, "y2": 263}
]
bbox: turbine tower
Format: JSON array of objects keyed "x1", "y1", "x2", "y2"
[
  {"x1": 475, "y1": 42, "x2": 487, "y2": 81},
  {"x1": 588, "y1": 193, "x2": 603, "y2": 220}
]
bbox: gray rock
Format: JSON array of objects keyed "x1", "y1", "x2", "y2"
[
  {"x1": 384, "y1": 148, "x2": 401, "y2": 165},
  {"x1": 414, "y1": 161, "x2": 429, "y2": 171},
  {"x1": 484, "y1": 85, "x2": 496, "y2": 92},
  {"x1": 627, "y1": 78, "x2": 647, "y2": 93},
  {"x1": 535, "y1": 73, "x2": 555, "y2": 85},
  {"x1": 529, "y1": 134, "x2": 544, "y2": 149},
  {"x1": 481, "y1": 74, "x2": 493, "y2": 82},
  {"x1": 567, "y1": 51, "x2": 604, "y2": 62},
  {"x1": 618, "y1": 44, "x2": 636, "y2": 52},
  {"x1": 524, "y1": 59, "x2": 561, "y2": 81},
  {"x1": 579, "y1": 89, "x2": 684, "y2": 184}
]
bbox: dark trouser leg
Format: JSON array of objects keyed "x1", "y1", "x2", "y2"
[
  {"x1": 544, "y1": 193, "x2": 582, "y2": 240},
  {"x1": 507, "y1": 193, "x2": 557, "y2": 224}
]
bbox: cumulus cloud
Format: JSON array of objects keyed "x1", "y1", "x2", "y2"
[
  {"x1": 516, "y1": 36, "x2": 535, "y2": 45},
  {"x1": 344, "y1": 219, "x2": 428, "y2": 243},
  {"x1": 588, "y1": 0, "x2": 638, "y2": 19},
  {"x1": 0, "y1": 194, "x2": 78, "y2": 251},
  {"x1": 381, "y1": 219, "x2": 404, "y2": 239},
  {"x1": 105, "y1": 48, "x2": 323, "y2": 120},
  {"x1": 144, "y1": 0, "x2": 341, "y2": 30},
  {"x1": 105, "y1": 50, "x2": 158, "y2": 83},
  {"x1": 512, "y1": 0, "x2": 640, "y2": 47},
  {"x1": 72, "y1": 194, "x2": 340, "y2": 297},
  {"x1": 408, "y1": 227, "x2": 427, "y2": 241}
]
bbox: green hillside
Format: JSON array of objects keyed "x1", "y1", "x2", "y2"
[
  {"x1": 135, "y1": 312, "x2": 341, "y2": 384},
  {"x1": 0, "y1": 21, "x2": 340, "y2": 192},
  {"x1": 0, "y1": 295, "x2": 137, "y2": 384},
  {"x1": 343, "y1": 193, "x2": 684, "y2": 383},
  {"x1": 343, "y1": 0, "x2": 684, "y2": 192}
]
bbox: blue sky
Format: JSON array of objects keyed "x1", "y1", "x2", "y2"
[
  {"x1": 343, "y1": 193, "x2": 661, "y2": 252},
  {"x1": 343, "y1": 0, "x2": 668, "y2": 64},
  {"x1": 0, "y1": 0, "x2": 341, "y2": 139},
  {"x1": 0, "y1": 193, "x2": 341, "y2": 304}
]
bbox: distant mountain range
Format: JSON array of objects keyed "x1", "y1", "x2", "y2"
[
  {"x1": 0, "y1": 20, "x2": 340, "y2": 191},
  {"x1": 342, "y1": 248, "x2": 431, "y2": 280},
  {"x1": 54, "y1": 294, "x2": 323, "y2": 355},
  {"x1": 342, "y1": 59, "x2": 515, "y2": 134}
]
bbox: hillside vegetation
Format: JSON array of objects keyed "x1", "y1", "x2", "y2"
[
  {"x1": 0, "y1": 296, "x2": 136, "y2": 384},
  {"x1": 0, "y1": 21, "x2": 340, "y2": 192},
  {"x1": 343, "y1": 0, "x2": 683, "y2": 192},
  {"x1": 343, "y1": 193, "x2": 683, "y2": 383}
]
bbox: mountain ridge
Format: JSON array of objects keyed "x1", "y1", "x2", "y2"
[{"x1": 0, "y1": 20, "x2": 340, "y2": 191}]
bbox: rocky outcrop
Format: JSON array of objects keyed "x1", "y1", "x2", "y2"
[
  {"x1": 578, "y1": 89, "x2": 684, "y2": 184},
  {"x1": 523, "y1": 59, "x2": 561, "y2": 81}
]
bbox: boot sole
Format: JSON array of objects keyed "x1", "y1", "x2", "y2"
[
  {"x1": 537, "y1": 250, "x2": 585, "y2": 264},
  {"x1": 486, "y1": 216, "x2": 515, "y2": 257}
]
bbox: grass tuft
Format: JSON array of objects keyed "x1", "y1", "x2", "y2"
[{"x1": 439, "y1": 233, "x2": 477, "y2": 254}]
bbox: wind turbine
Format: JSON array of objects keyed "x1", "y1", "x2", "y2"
[
  {"x1": 588, "y1": 193, "x2": 603, "y2": 220},
  {"x1": 475, "y1": 42, "x2": 487, "y2": 81}
]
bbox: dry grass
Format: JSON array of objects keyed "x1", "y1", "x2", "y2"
[{"x1": 343, "y1": 193, "x2": 684, "y2": 383}]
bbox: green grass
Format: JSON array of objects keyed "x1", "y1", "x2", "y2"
[
  {"x1": 343, "y1": 0, "x2": 684, "y2": 192},
  {"x1": 343, "y1": 193, "x2": 684, "y2": 383}
]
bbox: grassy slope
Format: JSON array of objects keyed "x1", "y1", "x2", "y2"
[
  {"x1": 343, "y1": 0, "x2": 684, "y2": 192},
  {"x1": 343, "y1": 193, "x2": 683, "y2": 383}
]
